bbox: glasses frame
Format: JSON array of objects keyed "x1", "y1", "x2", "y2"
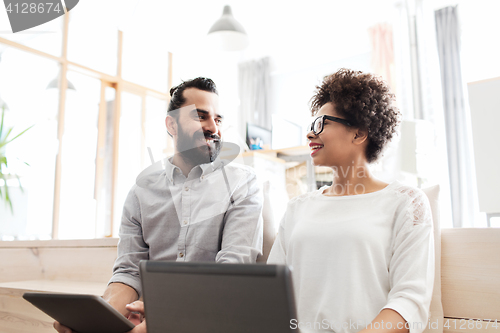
[{"x1": 309, "y1": 115, "x2": 353, "y2": 135}]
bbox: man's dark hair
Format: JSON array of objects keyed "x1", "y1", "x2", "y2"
[
  {"x1": 167, "y1": 77, "x2": 218, "y2": 115},
  {"x1": 310, "y1": 68, "x2": 401, "y2": 163}
]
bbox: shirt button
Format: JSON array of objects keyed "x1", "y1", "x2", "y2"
[
  {"x1": 179, "y1": 252, "x2": 184, "y2": 258},
  {"x1": 183, "y1": 220, "x2": 188, "y2": 225},
  {"x1": 201, "y1": 176, "x2": 204, "y2": 180},
  {"x1": 184, "y1": 187, "x2": 189, "y2": 191}
]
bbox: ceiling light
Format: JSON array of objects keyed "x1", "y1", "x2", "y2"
[
  {"x1": 46, "y1": 75, "x2": 76, "y2": 90},
  {"x1": 207, "y1": 5, "x2": 249, "y2": 51}
]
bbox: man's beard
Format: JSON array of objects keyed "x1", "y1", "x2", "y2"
[{"x1": 176, "y1": 127, "x2": 222, "y2": 166}]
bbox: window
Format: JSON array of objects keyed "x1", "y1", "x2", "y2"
[
  {"x1": 0, "y1": 48, "x2": 59, "y2": 240},
  {"x1": 0, "y1": 2, "x2": 172, "y2": 240}
]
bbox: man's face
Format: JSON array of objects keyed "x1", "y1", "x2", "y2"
[{"x1": 170, "y1": 88, "x2": 223, "y2": 166}]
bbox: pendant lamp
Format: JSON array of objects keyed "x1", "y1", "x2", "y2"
[
  {"x1": 46, "y1": 75, "x2": 76, "y2": 90},
  {"x1": 207, "y1": 5, "x2": 249, "y2": 51}
]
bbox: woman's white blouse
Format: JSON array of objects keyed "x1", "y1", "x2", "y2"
[{"x1": 267, "y1": 181, "x2": 435, "y2": 333}]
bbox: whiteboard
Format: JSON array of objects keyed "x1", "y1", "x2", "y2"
[{"x1": 467, "y1": 78, "x2": 500, "y2": 213}]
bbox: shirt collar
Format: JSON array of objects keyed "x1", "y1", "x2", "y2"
[
  {"x1": 164, "y1": 156, "x2": 223, "y2": 183},
  {"x1": 199, "y1": 157, "x2": 222, "y2": 176}
]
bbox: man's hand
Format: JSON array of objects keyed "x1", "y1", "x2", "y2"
[
  {"x1": 103, "y1": 282, "x2": 140, "y2": 316},
  {"x1": 126, "y1": 301, "x2": 147, "y2": 333}
]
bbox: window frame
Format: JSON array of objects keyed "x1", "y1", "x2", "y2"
[{"x1": 0, "y1": 10, "x2": 172, "y2": 239}]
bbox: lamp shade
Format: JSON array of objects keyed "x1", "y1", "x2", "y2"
[
  {"x1": 46, "y1": 76, "x2": 76, "y2": 90},
  {"x1": 207, "y1": 5, "x2": 249, "y2": 51}
]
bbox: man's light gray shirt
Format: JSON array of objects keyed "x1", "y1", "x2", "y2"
[{"x1": 109, "y1": 157, "x2": 264, "y2": 296}]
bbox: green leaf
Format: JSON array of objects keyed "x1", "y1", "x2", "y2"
[
  {"x1": 0, "y1": 107, "x2": 5, "y2": 138},
  {"x1": 0, "y1": 107, "x2": 33, "y2": 214},
  {"x1": 4, "y1": 184, "x2": 13, "y2": 214},
  {"x1": 15, "y1": 157, "x2": 30, "y2": 167},
  {"x1": 0, "y1": 172, "x2": 13, "y2": 213},
  {"x1": 0, "y1": 127, "x2": 13, "y2": 149},
  {"x1": 2, "y1": 124, "x2": 34, "y2": 147},
  {"x1": 1, "y1": 126, "x2": 12, "y2": 140},
  {"x1": 15, "y1": 173, "x2": 24, "y2": 192}
]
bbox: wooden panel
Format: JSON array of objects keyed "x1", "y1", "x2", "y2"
[
  {"x1": 0, "y1": 240, "x2": 115, "y2": 333},
  {"x1": 0, "y1": 249, "x2": 43, "y2": 283},
  {"x1": 0, "y1": 280, "x2": 106, "y2": 295},
  {"x1": 39, "y1": 247, "x2": 117, "y2": 282},
  {"x1": 0, "y1": 239, "x2": 118, "y2": 283},
  {"x1": 0, "y1": 238, "x2": 118, "y2": 248},
  {"x1": 441, "y1": 228, "x2": 500, "y2": 320},
  {"x1": 443, "y1": 318, "x2": 500, "y2": 333}
]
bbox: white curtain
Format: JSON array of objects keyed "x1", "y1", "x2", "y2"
[
  {"x1": 435, "y1": 6, "x2": 477, "y2": 228},
  {"x1": 392, "y1": 0, "x2": 454, "y2": 227},
  {"x1": 237, "y1": 57, "x2": 271, "y2": 138}
]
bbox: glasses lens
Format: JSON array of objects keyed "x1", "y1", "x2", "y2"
[{"x1": 313, "y1": 117, "x2": 322, "y2": 134}]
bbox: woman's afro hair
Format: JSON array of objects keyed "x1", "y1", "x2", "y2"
[{"x1": 310, "y1": 68, "x2": 401, "y2": 163}]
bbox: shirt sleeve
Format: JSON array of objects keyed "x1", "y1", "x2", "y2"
[
  {"x1": 215, "y1": 170, "x2": 263, "y2": 263},
  {"x1": 108, "y1": 185, "x2": 149, "y2": 298},
  {"x1": 267, "y1": 216, "x2": 287, "y2": 265},
  {"x1": 383, "y1": 188, "x2": 435, "y2": 333}
]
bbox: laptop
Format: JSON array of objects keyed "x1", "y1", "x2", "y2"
[{"x1": 140, "y1": 261, "x2": 296, "y2": 333}]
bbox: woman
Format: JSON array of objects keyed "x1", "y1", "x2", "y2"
[{"x1": 267, "y1": 69, "x2": 434, "y2": 333}]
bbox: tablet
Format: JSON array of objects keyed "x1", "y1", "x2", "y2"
[{"x1": 23, "y1": 293, "x2": 135, "y2": 333}]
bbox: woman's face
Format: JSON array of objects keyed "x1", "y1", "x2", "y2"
[{"x1": 307, "y1": 102, "x2": 356, "y2": 167}]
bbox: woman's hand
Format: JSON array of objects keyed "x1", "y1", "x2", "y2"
[{"x1": 126, "y1": 301, "x2": 147, "y2": 333}]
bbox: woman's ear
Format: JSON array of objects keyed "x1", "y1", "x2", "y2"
[
  {"x1": 166, "y1": 115, "x2": 177, "y2": 137},
  {"x1": 353, "y1": 128, "x2": 368, "y2": 145}
]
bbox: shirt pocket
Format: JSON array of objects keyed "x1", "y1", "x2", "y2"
[{"x1": 191, "y1": 213, "x2": 226, "y2": 253}]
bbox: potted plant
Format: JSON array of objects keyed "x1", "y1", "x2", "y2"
[{"x1": 0, "y1": 106, "x2": 33, "y2": 213}]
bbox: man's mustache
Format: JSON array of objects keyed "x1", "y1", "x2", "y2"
[{"x1": 194, "y1": 131, "x2": 221, "y2": 142}]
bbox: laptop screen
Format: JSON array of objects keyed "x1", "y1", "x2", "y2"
[{"x1": 140, "y1": 261, "x2": 296, "y2": 333}]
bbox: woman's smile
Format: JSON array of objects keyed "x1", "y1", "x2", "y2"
[{"x1": 309, "y1": 142, "x2": 324, "y2": 156}]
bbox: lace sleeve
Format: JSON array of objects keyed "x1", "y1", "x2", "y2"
[
  {"x1": 385, "y1": 185, "x2": 435, "y2": 333},
  {"x1": 396, "y1": 186, "x2": 432, "y2": 227}
]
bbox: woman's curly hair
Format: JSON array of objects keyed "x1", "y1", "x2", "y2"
[{"x1": 310, "y1": 68, "x2": 401, "y2": 163}]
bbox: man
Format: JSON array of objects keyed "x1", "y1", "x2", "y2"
[{"x1": 55, "y1": 77, "x2": 263, "y2": 333}]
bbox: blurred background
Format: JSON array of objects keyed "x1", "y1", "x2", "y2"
[{"x1": 0, "y1": 0, "x2": 499, "y2": 240}]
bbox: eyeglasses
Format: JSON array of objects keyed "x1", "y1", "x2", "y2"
[{"x1": 309, "y1": 115, "x2": 353, "y2": 135}]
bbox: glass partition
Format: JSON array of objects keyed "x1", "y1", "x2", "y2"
[
  {"x1": 0, "y1": 15, "x2": 63, "y2": 57},
  {"x1": 57, "y1": 71, "x2": 100, "y2": 239},
  {"x1": 113, "y1": 91, "x2": 143, "y2": 236},
  {"x1": 0, "y1": 47, "x2": 59, "y2": 240}
]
